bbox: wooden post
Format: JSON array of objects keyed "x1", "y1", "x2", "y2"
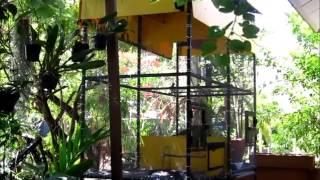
[{"x1": 106, "y1": 0, "x2": 123, "y2": 179}]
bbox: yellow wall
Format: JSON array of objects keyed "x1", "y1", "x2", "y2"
[
  {"x1": 80, "y1": 0, "x2": 177, "y2": 19},
  {"x1": 140, "y1": 136, "x2": 226, "y2": 176}
]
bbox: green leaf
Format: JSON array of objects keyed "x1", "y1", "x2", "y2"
[
  {"x1": 0, "y1": 48, "x2": 7, "y2": 54},
  {"x1": 239, "y1": 20, "x2": 250, "y2": 27},
  {"x1": 212, "y1": 0, "x2": 221, "y2": 8},
  {"x1": 242, "y1": 24, "x2": 259, "y2": 38},
  {"x1": 68, "y1": 60, "x2": 106, "y2": 71},
  {"x1": 234, "y1": 1, "x2": 250, "y2": 15},
  {"x1": 70, "y1": 128, "x2": 109, "y2": 164},
  {"x1": 59, "y1": 136, "x2": 67, "y2": 171},
  {"x1": 30, "y1": 26, "x2": 38, "y2": 42},
  {"x1": 36, "y1": 5, "x2": 55, "y2": 18},
  {"x1": 243, "y1": 40, "x2": 252, "y2": 52},
  {"x1": 201, "y1": 41, "x2": 217, "y2": 55},
  {"x1": 69, "y1": 49, "x2": 95, "y2": 62},
  {"x1": 45, "y1": 25, "x2": 59, "y2": 53},
  {"x1": 218, "y1": 0, "x2": 235, "y2": 13},
  {"x1": 175, "y1": 0, "x2": 187, "y2": 7},
  {"x1": 215, "y1": 54, "x2": 230, "y2": 67},
  {"x1": 243, "y1": 13, "x2": 255, "y2": 22},
  {"x1": 228, "y1": 39, "x2": 246, "y2": 53},
  {"x1": 66, "y1": 159, "x2": 93, "y2": 177},
  {"x1": 208, "y1": 26, "x2": 225, "y2": 38}
]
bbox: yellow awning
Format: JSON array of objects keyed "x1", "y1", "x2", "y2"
[{"x1": 79, "y1": 0, "x2": 227, "y2": 58}]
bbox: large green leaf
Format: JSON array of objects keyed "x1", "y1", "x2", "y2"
[
  {"x1": 66, "y1": 159, "x2": 93, "y2": 177},
  {"x1": 68, "y1": 60, "x2": 106, "y2": 71},
  {"x1": 243, "y1": 13, "x2": 255, "y2": 22},
  {"x1": 45, "y1": 25, "x2": 59, "y2": 53},
  {"x1": 208, "y1": 26, "x2": 225, "y2": 38},
  {"x1": 36, "y1": 5, "x2": 55, "y2": 19},
  {"x1": 243, "y1": 40, "x2": 252, "y2": 52},
  {"x1": 242, "y1": 24, "x2": 259, "y2": 38},
  {"x1": 70, "y1": 128, "x2": 109, "y2": 164},
  {"x1": 201, "y1": 41, "x2": 217, "y2": 55},
  {"x1": 228, "y1": 39, "x2": 246, "y2": 53},
  {"x1": 69, "y1": 49, "x2": 95, "y2": 63},
  {"x1": 175, "y1": 0, "x2": 188, "y2": 6},
  {"x1": 215, "y1": 54, "x2": 230, "y2": 67},
  {"x1": 219, "y1": 0, "x2": 235, "y2": 13}
]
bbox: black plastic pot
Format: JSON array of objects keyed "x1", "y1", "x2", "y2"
[
  {"x1": 40, "y1": 71, "x2": 60, "y2": 91},
  {"x1": 174, "y1": 2, "x2": 185, "y2": 11},
  {"x1": 26, "y1": 43, "x2": 41, "y2": 62},
  {"x1": 94, "y1": 33, "x2": 107, "y2": 50},
  {"x1": 0, "y1": 87, "x2": 20, "y2": 114},
  {"x1": 71, "y1": 41, "x2": 89, "y2": 62}
]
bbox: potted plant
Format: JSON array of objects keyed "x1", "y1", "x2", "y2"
[
  {"x1": 91, "y1": 13, "x2": 127, "y2": 50},
  {"x1": 37, "y1": 25, "x2": 104, "y2": 91},
  {"x1": 71, "y1": 41, "x2": 89, "y2": 62},
  {"x1": 94, "y1": 32, "x2": 107, "y2": 50},
  {"x1": 0, "y1": 85, "x2": 20, "y2": 114},
  {"x1": 25, "y1": 26, "x2": 41, "y2": 62}
]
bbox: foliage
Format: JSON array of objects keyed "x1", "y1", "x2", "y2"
[
  {"x1": 269, "y1": 13, "x2": 320, "y2": 165},
  {"x1": 47, "y1": 123, "x2": 109, "y2": 177},
  {"x1": 202, "y1": 0, "x2": 260, "y2": 68}
]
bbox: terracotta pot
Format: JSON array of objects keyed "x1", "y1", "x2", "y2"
[
  {"x1": 94, "y1": 33, "x2": 107, "y2": 50},
  {"x1": 256, "y1": 153, "x2": 317, "y2": 180},
  {"x1": 26, "y1": 43, "x2": 41, "y2": 62},
  {"x1": 71, "y1": 41, "x2": 89, "y2": 62},
  {"x1": 256, "y1": 153, "x2": 315, "y2": 169},
  {"x1": 0, "y1": 87, "x2": 20, "y2": 114}
]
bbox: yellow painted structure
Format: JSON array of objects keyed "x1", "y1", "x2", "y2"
[
  {"x1": 79, "y1": 0, "x2": 227, "y2": 58},
  {"x1": 140, "y1": 136, "x2": 226, "y2": 176}
]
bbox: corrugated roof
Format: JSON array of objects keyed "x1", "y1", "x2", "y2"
[{"x1": 288, "y1": 0, "x2": 320, "y2": 32}]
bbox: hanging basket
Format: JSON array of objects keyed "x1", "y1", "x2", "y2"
[
  {"x1": 72, "y1": 41, "x2": 89, "y2": 62},
  {"x1": 40, "y1": 71, "x2": 61, "y2": 91},
  {"x1": 0, "y1": 86, "x2": 20, "y2": 114},
  {"x1": 26, "y1": 43, "x2": 41, "y2": 62},
  {"x1": 94, "y1": 33, "x2": 107, "y2": 50}
]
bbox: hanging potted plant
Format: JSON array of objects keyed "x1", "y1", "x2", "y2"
[
  {"x1": 92, "y1": 14, "x2": 127, "y2": 50},
  {"x1": 37, "y1": 25, "x2": 106, "y2": 91},
  {"x1": 71, "y1": 40, "x2": 89, "y2": 62},
  {"x1": 25, "y1": 26, "x2": 41, "y2": 62},
  {"x1": 0, "y1": 85, "x2": 20, "y2": 114},
  {"x1": 93, "y1": 32, "x2": 107, "y2": 50}
]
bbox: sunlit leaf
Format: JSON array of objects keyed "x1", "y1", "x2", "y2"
[
  {"x1": 243, "y1": 40, "x2": 252, "y2": 52},
  {"x1": 36, "y1": 5, "x2": 55, "y2": 18},
  {"x1": 209, "y1": 26, "x2": 225, "y2": 38},
  {"x1": 66, "y1": 159, "x2": 93, "y2": 177}
]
